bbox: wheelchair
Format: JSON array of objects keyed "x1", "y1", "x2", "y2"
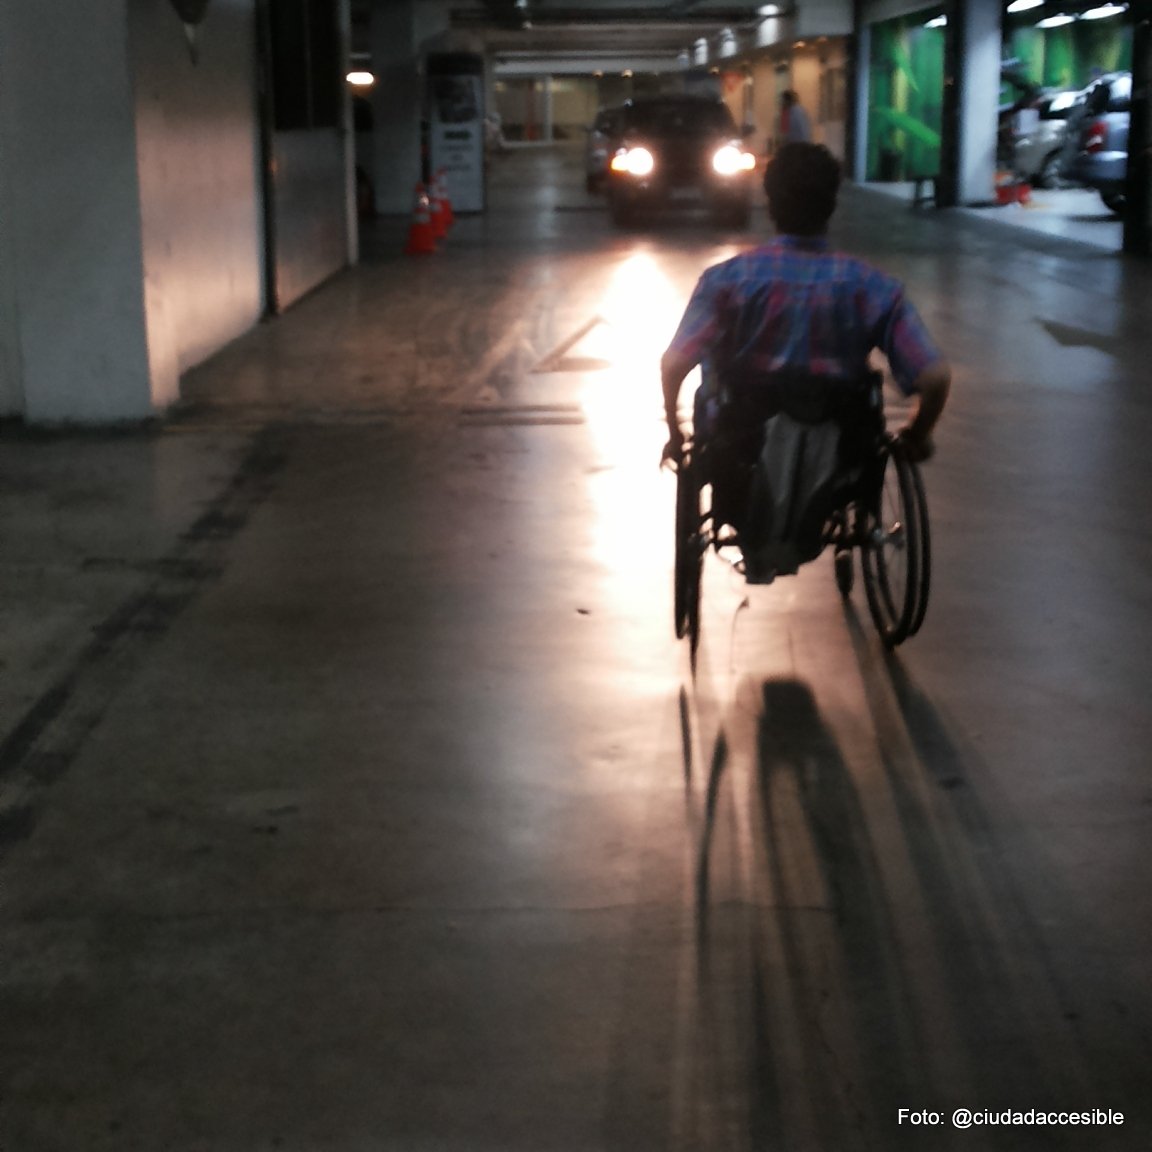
[{"x1": 672, "y1": 371, "x2": 931, "y2": 653}]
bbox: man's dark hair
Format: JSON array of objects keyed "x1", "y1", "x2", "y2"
[{"x1": 764, "y1": 142, "x2": 842, "y2": 236}]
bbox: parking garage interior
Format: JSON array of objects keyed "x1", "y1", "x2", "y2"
[{"x1": 1, "y1": 1, "x2": 1152, "y2": 1149}]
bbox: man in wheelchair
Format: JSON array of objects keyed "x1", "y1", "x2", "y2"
[{"x1": 660, "y1": 143, "x2": 951, "y2": 553}]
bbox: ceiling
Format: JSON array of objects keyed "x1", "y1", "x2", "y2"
[{"x1": 352, "y1": 0, "x2": 769, "y2": 70}]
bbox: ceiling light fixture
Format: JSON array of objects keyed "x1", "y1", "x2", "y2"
[
  {"x1": 924, "y1": 14, "x2": 947, "y2": 26},
  {"x1": 1080, "y1": 2, "x2": 1126, "y2": 17},
  {"x1": 346, "y1": 71, "x2": 375, "y2": 86},
  {"x1": 1034, "y1": 12, "x2": 1075, "y2": 25},
  {"x1": 1006, "y1": 0, "x2": 1043, "y2": 10}
]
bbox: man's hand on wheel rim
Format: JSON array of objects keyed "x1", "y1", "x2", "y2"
[{"x1": 897, "y1": 426, "x2": 935, "y2": 463}]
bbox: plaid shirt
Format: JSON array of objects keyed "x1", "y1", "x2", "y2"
[{"x1": 666, "y1": 235, "x2": 942, "y2": 396}]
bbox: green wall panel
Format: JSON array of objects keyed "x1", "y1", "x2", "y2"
[{"x1": 867, "y1": 12, "x2": 944, "y2": 180}]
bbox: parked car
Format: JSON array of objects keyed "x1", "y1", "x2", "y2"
[
  {"x1": 1062, "y1": 72, "x2": 1131, "y2": 214},
  {"x1": 603, "y1": 95, "x2": 757, "y2": 227},
  {"x1": 1010, "y1": 88, "x2": 1081, "y2": 188},
  {"x1": 585, "y1": 104, "x2": 626, "y2": 194}
]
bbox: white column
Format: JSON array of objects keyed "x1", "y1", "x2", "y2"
[
  {"x1": 0, "y1": 0, "x2": 156, "y2": 422},
  {"x1": 543, "y1": 75, "x2": 554, "y2": 143},
  {"x1": 852, "y1": 24, "x2": 872, "y2": 182},
  {"x1": 956, "y1": 0, "x2": 1001, "y2": 204}
]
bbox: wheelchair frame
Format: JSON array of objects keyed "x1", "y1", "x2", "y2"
[{"x1": 673, "y1": 415, "x2": 931, "y2": 654}]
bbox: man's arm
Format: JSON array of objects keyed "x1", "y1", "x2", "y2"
[
  {"x1": 898, "y1": 359, "x2": 951, "y2": 461},
  {"x1": 661, "y1": 348, "x2": 696, "y2": 460}
]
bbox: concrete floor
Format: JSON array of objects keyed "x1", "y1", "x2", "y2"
[
  {"x1": 1, "y1": 143, "x2": 1151, "y2": 1150},
  {"x1": 866, "y1": 180, "x2": 1125, "y2": 251}
]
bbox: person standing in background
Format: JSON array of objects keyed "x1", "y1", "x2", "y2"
[{"x1": 779, "y1": 90, "x2": 812, "y2": 144}]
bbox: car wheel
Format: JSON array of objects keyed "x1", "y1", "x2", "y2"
[
  {"x1": 1101, "y1": 190, "x2": 1125, "y2": 215},
  {"x1": 610, "y1": 196, "x2": 634, "y2": 227},
  {"x1": 1034, "y1": 151, "x2": 1063, "y2": 190}
]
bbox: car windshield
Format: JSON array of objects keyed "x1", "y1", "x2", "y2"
[
  {"x1": 1085, "y1": 74, "x2": 1131, "y2": 114},
  {"x1": 625, "y1": 102, "x2": 737, "y2": 136},
  {"x1": 1040, "y1": 91, "x2": 1079, "y2": 120}
]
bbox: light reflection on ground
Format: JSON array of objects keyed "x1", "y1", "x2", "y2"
[{"x1": 579, "y1": 251, "x2": 682, "y2": 605}]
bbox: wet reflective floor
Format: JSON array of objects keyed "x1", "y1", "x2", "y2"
[{"x1": 1, "y1": 144, "x2": 1151, "y2": 1150}]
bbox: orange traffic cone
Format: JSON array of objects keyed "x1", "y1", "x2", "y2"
[
  {"x1": 434, "y1": 168, "x2": 455, "y2": 232},
  {"x1": 428, "y1": 182, "x2": 448, "y2": 240},
  {"x1": 404, "y1": 183, "x2": 437, "y2": 255}
]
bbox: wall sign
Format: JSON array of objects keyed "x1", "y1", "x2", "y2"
[{"x1": 427, "y1": 53, "x2": 486, "y2": 213}]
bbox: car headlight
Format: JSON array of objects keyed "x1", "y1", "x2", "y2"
[
  {"x1": 712, "y1": 145, "x2": 756, "y2": 176},
  {"x1": 610, "y1": 146, "x2": 655, "y2": 177}
]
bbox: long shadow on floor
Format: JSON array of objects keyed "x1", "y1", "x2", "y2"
[{"x1": 682, "y1": 630, "x2": 1109, "y2": 1150}]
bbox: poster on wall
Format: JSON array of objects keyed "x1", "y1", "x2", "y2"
[{"x1": 427, "y1": 53, "x2": 485, "y2": 213}]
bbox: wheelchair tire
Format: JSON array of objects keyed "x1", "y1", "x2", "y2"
[
  {"x1": 834, "y1": 548, "x2": 854, "y2": 597},
  {"x1": 904, "y1": 452, "x2": 931, "y2": 637},
  {"x1": 674, "y1": 451, "x2": 704, "y2": 653},
  {"x1": 861, "y1": 440, "x2": 930, "y2": 647}
]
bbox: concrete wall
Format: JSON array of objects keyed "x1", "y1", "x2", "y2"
[
  {"x1": 797, "y1": 0, "x2": 854, "y2": 38},
  {"x1": 0, "y1": 0, "x2": 354, "y2": 421},
  {"x1": 271, "y1": 130, "x2": 348, "y2": 309},
  {"x1": 0, "y1": 0, "x2": 155, "y2": 421},
  {"x1": 0, "y1": 127, "x2": 21, "y2": 415},
  {"x1": 129, "y1": 0, "x2": 264, "y2": 400},
  {"x1": 0, "y1": 0, "x2": 269, "y2": 421},
  {"x1": 751, "y1": 57, "x2": 789, "y2": 153},
  {"x1": 551, "y1": 78, "x2": 597, "y2": 139}
]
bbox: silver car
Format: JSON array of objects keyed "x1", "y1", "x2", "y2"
[
  {"x1": 1062, "y1": 72, "x2": 1131, "y2": 213},
  {"x1": 1011, "y1": 89, "x2": 1080, "y2": 188}
]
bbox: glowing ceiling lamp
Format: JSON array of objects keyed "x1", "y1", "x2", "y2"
[
  {"x1": 1006, "y1": 0, "x2": 1044, "y2": 10},
  {"x1": 346, "y1": 71, "x2": 375, "y2": 86},
  {"x1": 1035, "y1": 12, "x2": 1076, "y2": 25},
  {"x1": 924, "y1": 14, "x2": 947, "y2": 26},
  {"x1": 1080, "y1": 2, "x2": 1127, "y2": 17}
]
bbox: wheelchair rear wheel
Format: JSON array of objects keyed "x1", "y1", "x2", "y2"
[
  {"x1": 861, "y1": 439, "x2": 931, "y2": 647},
  {"x1": 674, "y1": 449, "x2": 705, "y2": 654}
]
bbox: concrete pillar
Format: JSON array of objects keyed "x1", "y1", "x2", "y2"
[
  {"x1": 938, "y1": 0, "x2": 1000, "y2": 206},
  {"x1": 1124, "y1": 0, "x2": 1152, "y2": 255},
  {"x1": 372, "y1": 3, "x2": 423, "y2": 214},
  {"x1": 847, "y1": 0, "x2": 869, "y2": 181},
  {"x1": 0, "y1": 0, "x2": 159, "y2": 422},
  {"x1": 370, "y1": 0, "x2": 451, "y2": 214}
]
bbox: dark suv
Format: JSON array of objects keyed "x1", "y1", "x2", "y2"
[
  {"x1": 585, "y1": 104, "x2": 626, "y2": 194},
  {"x1": 1062, "y1": 72, "x2": 1131, "y2": 214},
  {"x1": 604, "y1": 95, "x2": 756, "y2": 228}
]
